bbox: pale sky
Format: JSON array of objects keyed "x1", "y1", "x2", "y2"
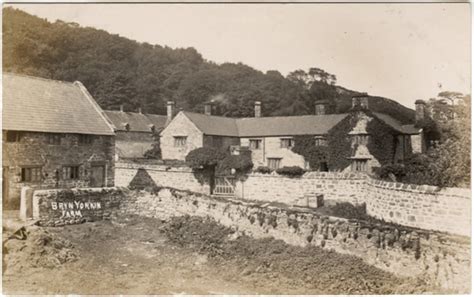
[{"x1": 7, "y1": 3, "x2": 471, "y2": 109}]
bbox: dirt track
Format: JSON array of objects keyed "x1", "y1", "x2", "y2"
[{"x1": 3, "y1": 215, "x2": 442, "y2": 294}]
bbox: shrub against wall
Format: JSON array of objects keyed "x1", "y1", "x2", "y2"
[
  {"x1": 292, "y1": 135, "x2": 329, "y2": 170},
  {"x1": 276, "y1": 166, "x2": 305, "y2": 177},
  {"x1": 327, "y1": 114, "x2": 354, "y2": 171},
  {"x1": 366, "y1": 113, "x2": 399, "y2": 166}
]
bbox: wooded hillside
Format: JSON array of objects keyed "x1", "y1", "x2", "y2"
[{"x1": 3, "y1": 7, "x2": 415, "y2": 123}]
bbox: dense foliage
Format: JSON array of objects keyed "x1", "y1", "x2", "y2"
[
  {"x1": 375, "y1": 95, "x2": 471, "y2": 188},
  {"x1": 216, "y1": 153, "x2": 254, "y2": 176},
  {"x1": 3, "y1": 7, "x2": 415, "y2": 123},
  {"x1": 366, "y1": 114, "x2": 399, "y2": 166},
  {"x1": 185, "y1": 147, "x2": 227, "y2": 170},
  {"x1": 276, "y1": 166, "x2": 305, "y2": 177},
  {"x1": 326, "y1": 115, "x2": 355, "y2": 170},
  {"x1": 292, "y1": 135, "x2": 329, "y2": 170},
  {"x1": 254, "y1": 166, "x2": 273, "y2": 174},
  {"x1": 143, "y1": 133, "x2": 161, "y2": 159}
]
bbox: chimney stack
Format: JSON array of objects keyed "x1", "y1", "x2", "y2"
[
  {"x1": 138, "y1": 107, "x2": 142, "y2": 114},
  {"x1": 204, "y1": 102, "x2": 212, "y2": 116},
  {"x1": 314, "y1": 100, "x2": 328, "y2": 115},
  {"x1": 167, "y1": 101, "x2": 175, "y2": 121},
  {"x1": 415, "y1": 99, "x2": 427, "y2": 122},
  {"x1": 352, "y1": 93, "x2": 369, "y2": 110},
  {"x1": 120, "y1": 104, "x2": 124, "y2": 112},
  {"x1": 254, "y1": 101, "x2": 262, "y2": 118}
]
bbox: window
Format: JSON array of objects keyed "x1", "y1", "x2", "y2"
[
  {"x1": 353, "y1": 135, "x2": 369, "y2": 145},
  {"x1": 351, "y1": 160, "x2": 368, "y2": 172},
  {"x1": 249, "y1": 139, "x2": 262, "y2": 150},
  {"x1": 47, "y1": 133, "x2": 62, "y2": 145},
  {"x1": 267, "y1": 158, "x2": 282, "y2": 170},
  {"x1": 63, "y1": 166, "x2": 80, "y2": 180},
  {"x1": 280, "y1": 138, "x2": 294, "y2": 149},
  {"x1": 78, "y1": 134, "x2": 93, "y2": 146},
  {"x1": 174, "y1": 136, "x2": 187, "y2": 147},
  {"x1": 314, "y1": 136, "x2": 328, "y2": 146},
  {"x1": 5, "y1": 131, "x2": 23, "y2": 143},
  {"x1": 21, "y1": 167, "x2": 42, "y2": 182}
]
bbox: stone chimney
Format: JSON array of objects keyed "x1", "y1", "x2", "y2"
[
  {"x1": 167, "y1": 101, "x2": 175, "y2": 121},
  {"x1": 254, "y1": 101, "x2": 262, "y2": 118},
  {"x1": 415, "y1": 99, "x2": 427, "y2": 122},
  {"x1": 204, "y1": 102, "x2": 213, "y2": 116},
  {"x1": 315, "y1": 100, "x2": 328, "y2": 115},
  {"x1": 138, "y1": 107, "x2": 142, "y2": 114},
  {"x1": 120, "y1": 104, "x2": 124, "y2": 112},
  {"x1": 352, "y1": 93, "x2": 369, "y2": 110}
]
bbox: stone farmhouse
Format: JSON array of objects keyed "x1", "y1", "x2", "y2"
[
  {"x1": 104, "y1": 108, "x2": 169, "y2": 160},
  {"x1": 160, "y1": 96, "x2": 425, "y2": 172},
  {"x1": 2, "y1": 73, "x2": 116, "y2": 210}
]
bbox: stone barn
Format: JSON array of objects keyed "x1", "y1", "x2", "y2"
[{"x1": 2, "y1": 73, "x2": 116, "y2": 210}]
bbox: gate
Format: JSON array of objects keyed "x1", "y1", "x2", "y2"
[{"x1": 213, "y1": 176, "x2": 236, "y2": 196}]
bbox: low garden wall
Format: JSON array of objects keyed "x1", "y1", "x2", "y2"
[
  {"x1": 117, "y1": 187, "x2": 470, "y2": 292},
  {"x1": 115, "y1": 162, "x2": 470, "y2": 236}
]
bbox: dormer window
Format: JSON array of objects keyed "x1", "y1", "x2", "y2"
[{"x1": 353, "y1": 134, "x2": 369, "y2": 145}]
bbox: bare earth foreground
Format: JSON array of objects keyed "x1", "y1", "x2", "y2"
[{"x1": 3, "y1": 215, "x2": 444, "y2": 294}]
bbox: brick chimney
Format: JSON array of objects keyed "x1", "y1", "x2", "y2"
[
  {"x1": 254, "y1": 101, "x2": 262, "y2": 118},
  {"x1": 138, "y1": 107, "x2": 142, "y2": 114},
  {"x1": 167, "y1": 101, "x2": 175, "y2": 121},
  {"x1": 415, "y1": 99, "x2": 427, "y2": 122},
  {"x1": 204, "y1": 102, "x2": 212, "y2": 116},
  {"x1": 315, "y1": 100, "x2": 328, "y2": 115},
  {"x1": 120, "y1": 104, "x2": 124, "y2": 112},
  {"x1": 352, "y1": 93, "x2": 369, "y2": 110}
]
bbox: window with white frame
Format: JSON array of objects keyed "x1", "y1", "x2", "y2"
[
  {"x1": 267, "y1": 158, "x2": 282, "y2": 170},
  {"x1": 280, "y1": 138, "x2": 294, "y2": 148},
  {"x1": 174, "y1": 136, "x2": 187, "y2": 147},
  {"x1": 353, "y1": 135, "x2": 369, "y2": 145},
  {"x1": 249, "y1": 139, "x2": 262, "y2": 150}
]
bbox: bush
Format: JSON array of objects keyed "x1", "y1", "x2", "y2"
[
  {"x1": 185, "y1": 147, "x2": 227, "y2": 170},
  {"x1": 254, "y1": 166, "x2": 272, "y2": 174},
  {"x1": 216, "y1": 154, "x2": 253, "y2": 175},
  {"x1": 276, "y1": 166, "x2": 305, "y2": 177}
]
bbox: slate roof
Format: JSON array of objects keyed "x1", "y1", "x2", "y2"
[
  {"x1": 373, "y1": 113, "x2": 421, "y2": 134},
  {"x1": 104, "y1": 110, "x2": 168, "y2": 132},
  {"x1": 3, "y1": 73, "x2": 115, "y2": 135},
  {"x1": 235, "y1": 114, "x2": 349, "y2": 137},
  {"x1": 183, "y1": 112, "x2": 239, "y2": 136},
  {"x1": 181, "y1": 111, "x2": 349, "y2": 137}
]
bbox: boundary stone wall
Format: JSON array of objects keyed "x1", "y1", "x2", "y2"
[
  {"x1": 115, "y1": 162, "x2": 470, "y2": 236},
  {"x1": 117, "y1": 187, "x2": 470, "y2": 292}
]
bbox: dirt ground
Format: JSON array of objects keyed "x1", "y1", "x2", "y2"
[{"x1": 3, "y1": 215, "x2": 442, "y2": 295}]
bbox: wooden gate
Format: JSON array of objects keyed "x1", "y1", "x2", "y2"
[{"x1": 213, "y1": 176, "x2": 236, "y2": 196}]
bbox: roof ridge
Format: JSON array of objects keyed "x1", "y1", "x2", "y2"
[
  {"x1": 104, "y1": 110, "x2": 167, "y2": 117},
  {"x1": 183, "y1": 110, "x2": 349, "y2": 121},
  {"x1": 3, "y1": 71, "x2": 75, "y2": 85}
]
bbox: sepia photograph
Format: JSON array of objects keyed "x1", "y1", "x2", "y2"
[{"x1": 1, "y1": 1, "x2": 471, "y2": 295}]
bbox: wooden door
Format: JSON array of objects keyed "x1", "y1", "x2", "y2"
[{"x1": 90, "y1": 165, "x2": 105, "y2": 187}]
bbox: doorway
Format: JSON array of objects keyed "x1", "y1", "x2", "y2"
[{"x1": 90, "y1": 164, "x2": 105, "y2": 187}]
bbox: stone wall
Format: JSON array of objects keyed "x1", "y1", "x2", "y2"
[
  {"x1": 115, "y1": 162, "x2": 210, "y2": 195},
  {"x1": 115, "y1": 162, "x2": 470, "y2": 236},
  {"x1": 115, "y1": 131, "x2": 155, "y2": 159},
  {"x1": 3, "y1": 131, "x2": 115, "y2": 209},
  {"x1": 240, "y1": 137, "x2": 306, "y2": 168},
  {"x1": 363, "y1": 179, "x2": 471, "y2": 236},
  {"x1": 117, "y1": 187, "x2": 470, "y2": 292},
  {"x1": 235, "y1": 171, "x2": 367, "y2": 205},
  {"x1": 32, "y1": 187, "x2": 124, "y2": 226},
  {"x1": 160, "y1": 112, "x2": 203, "y2": 160}
]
